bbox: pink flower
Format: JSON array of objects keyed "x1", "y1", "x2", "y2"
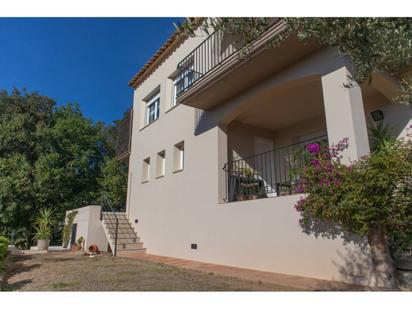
[
  {"x1": 294, "y1": 197, "x2": 306, "y2": 211},
  {"x1": 306, "y1": 143, "x2": 320, "y2": 154}
]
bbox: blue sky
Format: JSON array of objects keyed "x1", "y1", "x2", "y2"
[{"x1": 0, "y1": 18, "x2": 183, "y2": 124}]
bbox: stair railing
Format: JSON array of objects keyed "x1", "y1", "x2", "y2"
[{"x1": 100, "y1": 195, "x2": 120, "y2": 257}]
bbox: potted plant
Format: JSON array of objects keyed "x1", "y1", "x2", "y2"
[
  {"x1": 235, "y1": 167, "x2": 260, "y2": 200},
  {"x1": 33, "y1": 208, "x2": 56, "y2": 251},
  {"x1": 72, "y1": 236, "x2": 84, "y2": 252}
]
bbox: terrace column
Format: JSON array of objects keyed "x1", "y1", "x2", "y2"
[
  {"x1": 321, "y1": 66, "x2": 370, "y2": 164},
  {"x1": 217, "y1": 124, "x2": 228, "y2": 203}
]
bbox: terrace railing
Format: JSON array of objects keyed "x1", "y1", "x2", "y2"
[
  {"x1": 116, "y1": 109, "x2": 133, "y2": 160},
  {"x1": 175, "y1": 30, "x2": 239, "y2": 97},
  {"x1": 223, "y1": 135, "x2": 328, "y2": 202}
]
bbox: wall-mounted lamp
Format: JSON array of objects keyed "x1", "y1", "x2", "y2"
[{"x1": 371, "y1": 110, "x2": 384, "y2": 122}]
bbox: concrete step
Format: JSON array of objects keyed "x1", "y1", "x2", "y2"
[
  {"x1": 109, "y1": 234, "x2": 140, "y2": 241},
  {"x1": 102, "y1": 213, "x2": 127, "y2": 219},
  {"x1": 104, "y1": 223, "x2": 133, "y2": 229},
  {"x1": 105, "y1": 227, "x2": 135, "y2": 235},
  {"x1": 115, "y1": 242, "x2": 145, "y2": 250},
  {"x1": 117, "y1": 248, "x2": 147, "y2": 256},
  {"x1": 114, "y1": 238, "x2": 141, "y2": 245},
  {"x1": 103, "y1": 219, "x2": 131, "y2": 225},
  {"x1": 101, "y1": 213, "x2": 146, "y2": 256},
  {"x1": 105, "y1": 225, "x2": 132, "y2": 231}
]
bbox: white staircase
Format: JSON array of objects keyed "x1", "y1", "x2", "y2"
[{"x1": 101, "y1": 212, "x2": 146, "y2": 256}]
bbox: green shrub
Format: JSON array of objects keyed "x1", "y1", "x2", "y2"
[
  {"x1": 0, "y1": 236, "x2": 9, "y2": 268},
  {"x1": 62, "y1": 210, "x2": 78, "y2": 248},
  {"x1": 76, "y1": 236, "x2": 84, "y2": 250},
  {"x1": 33, "y1": 208, "x2": 56, "y2": 241}
]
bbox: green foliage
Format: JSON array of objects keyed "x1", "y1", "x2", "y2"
[
  {"x1": 62, "y1": 210, "x2": 78, "y2": 248},
  {"x1": 0, "y1": 236, "x2": 9, "y2": 268},
  {"x1": 76, "y1": 236, "x2": 84, "y2": 249},
  {"x1": 285, "y1": 18, "x2": 412, "y2": 86},
  {"x1": 0, "y1": 88, "x2": 125, "y2": 248},
  {"x1": 193, "y1": 18, "x2": 412, "y2": 105},
  {"x1": 296, "y1": 138, "x2": 412, "y2": 255},
  {"x1": 33, "y1": 208, "x2": 56, "y2": 241},
  {"x1": 368, "y1": 121, "x2": 396, "y2": 153},
  {"x1": 98, "y1": 158, "x2": 128, "y2": 209}
]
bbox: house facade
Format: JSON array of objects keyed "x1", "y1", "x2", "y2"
[{"x1": 124, "y1": 19, "x2": 412, "y2": 285}]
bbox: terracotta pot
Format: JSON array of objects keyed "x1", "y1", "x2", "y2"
[
  {"x1": 88, "y1": 244, "x2": 99, "y2": 253},
  {"x1": 236, "y1": 194, "x2": 257, "y2": 201}
]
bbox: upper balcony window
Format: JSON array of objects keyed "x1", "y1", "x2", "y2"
[
  {"x1": 173, "y1": 63, "x2": 197, "y2": 103},
  {"x1": 145, "y1": 92, "x2": 160, "y2": 125}
]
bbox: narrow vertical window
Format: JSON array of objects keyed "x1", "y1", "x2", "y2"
[
  {"x1": 142, "y1": 157, "x2": 150, "y2": 182},
  {"x1": 156, "y1": 150, "x2": 166, "y2": 178},
  {"x1": 145, "y1": 93, "x2": 160, "y2": 125},
  {"x1": 173, "y1": 141, "x2": 184, "y2": 172},
  {"x1": 172, "y1": 62, "x2": 196, "y2": 106}
]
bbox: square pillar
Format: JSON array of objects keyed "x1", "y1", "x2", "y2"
[
  {"x1": 321, "y1": 66, "x2": 370, "y2": 163},
  {"x1": 217, "y1": 124, "x2": 228, "y2": 203}
]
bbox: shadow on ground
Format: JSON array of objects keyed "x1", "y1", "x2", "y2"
[{"x1": 3, "y1": 255, "x2": 39, "y2": 291}]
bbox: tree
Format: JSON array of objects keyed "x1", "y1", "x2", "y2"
[
  {"x1": 98, "y1": 158, "x2": 128, "y2": 210},
  {"x1": 295, "y1": 136, "x2": 412, "y2": 289},
  {"x1": 180, "y1": 17, "x2": 412, "y2": 104},
  {"x1": 0, "y1": 89, "x2": 118, "y2": 248}
]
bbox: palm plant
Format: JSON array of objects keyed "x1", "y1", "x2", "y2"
[
  {"x1": 33, "y1": 208, "x2": 56, "y2": 241},
  {"x1": 368, "y1": 121, "x2": 395, "y2": 153}
]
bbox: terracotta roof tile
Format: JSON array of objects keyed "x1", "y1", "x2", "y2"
[{"x1": 128, "y1": 18, "x2": 203, "y2": 88}]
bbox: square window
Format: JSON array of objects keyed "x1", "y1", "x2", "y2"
[
  {"x1": 173, "y1": 141, "x2": 184, "y2": 172},
  {"x1": 142, "y1": 157, "x2": 150, "y2": 182},
  {"x1": 156, "y1": 150, "x2": 166, "y2": 178}
]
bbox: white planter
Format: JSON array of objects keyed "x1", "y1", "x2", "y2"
[{"x1": 36, "y1": 239, "x2": 50, "y2": 251}]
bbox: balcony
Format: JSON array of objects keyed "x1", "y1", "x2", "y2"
[
  {"x1": 176, "y1": 19, "x2": 318, "y2": 110},
  {"x1": 223, "y1": 135, "x2": 328, "y2": 202}
]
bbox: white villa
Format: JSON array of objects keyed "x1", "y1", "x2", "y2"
[{"x1": 70, "y1": 18, "x2": 412, "y2": 286}]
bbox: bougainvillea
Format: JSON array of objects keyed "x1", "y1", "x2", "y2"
[
  {"x1": 295, "y1": 137, "x2": 412, "y2": 241},
  {"x1": 295, "y1": 137, "x2": 412, "y2": 288}
]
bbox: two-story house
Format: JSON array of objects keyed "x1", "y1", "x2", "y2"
[{"x1": 117, "y1": 18, "x2": 412, "y2": 285}]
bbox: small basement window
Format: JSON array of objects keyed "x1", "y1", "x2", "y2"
[
  {"x1": 142, "y1": 157, "x2": 150, "y2": 182},
  {"x1": 173, "y1": 141, "x2": 184, "y2": 172},
  {"x1": 156, "y1": 150, "x2": 166, "y2": 178}
]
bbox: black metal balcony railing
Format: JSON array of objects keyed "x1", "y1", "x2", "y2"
[
  {"x1": 223, "y1": 135, "x2": 328, "y2": 202},
  {"x1": 116, "y1": 109, "x2": 133, "y2": 160},
  {"x1": 176, "y1": 30, "x2": 239, "y2": 97}
]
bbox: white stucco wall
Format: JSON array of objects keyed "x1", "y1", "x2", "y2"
[
  {"x1": 126, "y1": 32, "x2": 411, "y2": 286},
  {"x1": 66, "y1": 205, "x2": 109, "y2": 252}
]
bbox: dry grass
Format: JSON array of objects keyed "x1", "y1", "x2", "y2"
[{"x1": 4, "y1": 252, "x2": 299, "y2": 291}]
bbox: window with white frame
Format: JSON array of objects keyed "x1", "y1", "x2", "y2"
[
  {"x1": 142, "y1": 157, "x2": 150, "y2": 182},
  {"x1": 172, "y1": 63, "x2": 195, "y2": 106},
  {"x1": 145, "y1": 93, "x2": 160, "y2": 125},
  {"x1": 173, "y1": 141, "x2": 184, "y2": 172},
  {"x1": 156, "y1": 150, "x2": 166, "y2": 178}
]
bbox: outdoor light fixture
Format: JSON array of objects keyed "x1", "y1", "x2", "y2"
[{"x1": 371, "y1": 109, "x2": 384, "y2": 122}]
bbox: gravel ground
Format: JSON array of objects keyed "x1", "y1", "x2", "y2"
[{"x1": 3, "y1": 252, "x2": 299, "y2": 291}]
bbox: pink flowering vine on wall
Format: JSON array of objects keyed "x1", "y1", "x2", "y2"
[{"x1": 293, "y1": 138, "x2": 350, "y2": 212}]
